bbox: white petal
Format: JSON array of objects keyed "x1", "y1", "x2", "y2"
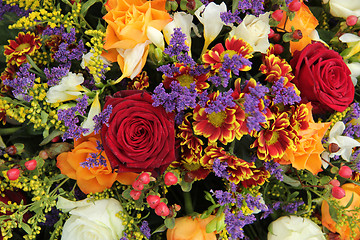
[
  {"x1": 321, "y1": 151, "x2": 330, "y2": 169},
  {"x1": 146, "y1": 26, "x2": 165, "y2": 51},
  {"x1": 339, "y1": 33, "x2": 360, "y2": 43},
  {"x1": 82, "y1": 92, "x2": 101, "y2": 135},
  {"x1": 329, "y1": 121, "x2": 345, "y2": 139},
  {"x1": 336, "y1": 135, "x2": 360, "y2": 148}
]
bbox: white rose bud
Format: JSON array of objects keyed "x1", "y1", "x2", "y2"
[{"x1": 326, "y1": 0, "x2": 360, "y2": 20}]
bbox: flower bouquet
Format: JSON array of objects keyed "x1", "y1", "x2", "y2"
[{"x1": 1, "y1": 0, "x2": 360, "y2": 239}]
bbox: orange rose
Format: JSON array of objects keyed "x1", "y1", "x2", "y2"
[
  {"x1": 279, "y1": 103, "x2": 330, "y2": 175},
  {"x1": 277, "y1": 1, "x2": 318, "y2": 54},
  {"x1": 166, "y1": 216, "x2": 217, "y2": 240},
  {"x1": 57, "y1": 133, "x2": 137, "y2": 194},
  {"x1": 322, "y1": 183, "x2": 360, "y2": 240},
  {"x1": 102, "y1": 0, "x2": 171, "y2": 82}
]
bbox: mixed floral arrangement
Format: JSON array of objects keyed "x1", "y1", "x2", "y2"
[{"x1": 1, "y1": 0, "x2": 360, "y2": 239}]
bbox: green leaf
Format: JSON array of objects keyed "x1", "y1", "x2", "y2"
[
  {"x1": 287, "y1": 11, "x2": 296, "y2": 21},
  {"x1": 152, "y1": 224, "x2": 167, "y2": 234},
  {"x1": 283, "y1": 32, "x2": 293, "y2": 42},
  {"x1": 180, "y1": 0, "x2": 187, "y2": 11},
  {"x1": 320, "y1": 176, "x2": 332, "y2": 185},
  {"x1": 205, "y1": 217, "x2": 217, "y2": 233},
  {"x1": 200, "y1": 204, "x2": 219, "y2": 219},
  {"x1": 283, "y1": 175, "x2": 301, "y2": 187},
  {"x1": 344, "y1": 193, "x2": 354, "y2": 209},
  {"x1": 39, "y1": 129, "x2": 64, "y2": 146},
  {"x1": 20, "y1": 222, "x2": 32, "y2": 235},
  {"x1": 80, "y1": 0, "x2": 100, "y2": 16},
  {"x1": 122, "y1": 189, "x2": 131, "y2": 200},
  {"x1": 204, "y1": 191, "x2": 216, "y2": 205},
  {"x1": 328, "y1": 203, "x2": 338, "y2": 221},
  {"x1": 288, "y1": 191, "x2": 299, "y2": 201},
  {"x1": 164, "y1": 217, "x2": 175, "y2": 229},
  {"x1": 50, "y1": 174, "x2": 67, "y2": 182}
]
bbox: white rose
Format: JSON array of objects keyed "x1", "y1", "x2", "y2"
[
  {"x1": 268, "y1": 216, "x2": 326, "y2": 240},
  {"x1": 326, "y1": 0, "x2": 360, "y2": 20},
  {"x1": 46, "y1": 72, "x2": 85, "y2": 103},
  {"x1": 57, "y1": 197, "x2": 125, "y2": 240},
  {"x1": 229, "y1": 13, "x2": 270, "y2": 53}
]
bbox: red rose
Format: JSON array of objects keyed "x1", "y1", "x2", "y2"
[
  {"x1": 101, "y1": 90, "x2": 175, "y2": 173},
  {"x1": 290, "y1": 42, "x2": 354, "y2": 113}
]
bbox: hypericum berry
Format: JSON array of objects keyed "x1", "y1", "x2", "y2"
[
  {"x1": 288, "y1": 0, "x2": 301, "y2": 12},
  {"x1": 51, "y1": 136, "x2": 61, "y2": 143},
  {"x1": 147, "y1": 195, "x2": 161, "y2": 209},
  {"x1": 138, "y1": 172, "x2": 150, "y2": 184},
  {"x1": 25, "y1": 159, "x2": 37, "y2": 171},
  {"x1": 328, "y1": 143, "x2": 340, "y2": 153},
  {"x1": 272, "y1": 33, "x2": 281, "y2": 42},
  {"x1": 7, "y1": 168, "x2": 20, "y2": 180},
  {"x1": 339, "y1": 166, "x2": 353, "y2": 179},
  {"x1": 130, "y1": 190, "x2": 142, "y2": 200},
  {"x1": 184, "y1": 172, "x2": 195, "y2": 183},
  {"x1": 332, "y1": 186, "x2": 346, "y2": 199},
  {"x1": 292, "y1": 29, "x2": 303, "y2": 40},
  {"x1": 132, "y1": 180, "x2": 144, "y2": 191},
  {"x1": 164, "y1": 172, "x2": 178, "y2": 186},
  {"x1": 155, "y1": 202, "x2": 170, "y2": 216},
  {"x1": 272, "y1": 10, "x2": 284, "y2": 22},
  {"x1": 5, "y1": 145, "x2": 17, "y2": 155},
  {"x1": 329, "y1": 179, "x2": 340, "y2": 187},
  {"x1": 39, "y1": 150, "x2": 49, "y2": 160},
  {"x1": 274, "y1": 44, "x2": 284, "y2": 55},
  {"x1": 346, "y1": 15, "x2": 358, "y2": 26},
  {"x1": 268, "y1": 28, "x2": 275, "y2": 39}
]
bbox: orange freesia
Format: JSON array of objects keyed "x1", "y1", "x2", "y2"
[
  {"x1": 57, "y1": 133, "x2": 138, "y2": 194},
  {"x1": 102, "y1": 0, "x2": 171, "y2": 81},
  {"x1": 167, "y1": 216, "x2": 217, "y2": 240},
  {"x1": 322, "y1": 183, "x2": 360, "y2": 240},
  {"x1": 277, "y1": 2, "x2": 318, "y2": 54},
  {"x1": 279, "y1": 103, "x2": 330, "y2": 175}
]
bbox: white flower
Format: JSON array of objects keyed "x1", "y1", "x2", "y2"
[
  {"x1": 346, "y1": 62, "x2": 360, "y2": 85},
  {"x1": 81, "y1": 51, "x2": 111, "y2": 69},
  {"x1": 146, "y1": 26, "x2": 165, "y2": 51},
  {"x1": 163, "y1": 12, "x2": 199, "y2": 50},
  {"x1": 57, "y1": 197, "x2": 124, "y2": 240},
  {"x1": 339, "y1": 33, "x2": 360, "y2": 60},
  {"x1": 325, "y1": 0, "x2": 360, "y2": 20},
  {"x1": 46, "y1": 72, "x2": 85, "y2": 103},
  {"x1": 268, "y1": 216, "x2": 326, "y2": 240},
  {"x1": 229, "y1": 13, "x2": 270, "y2": 53},
  {"x1": 327, "y1": 121, "x2": 360, "y2": 161},
  {"x1": 81, "y1": 92, "x2": 101, "y2": 136},
  {"x1": 195, "y1": 2, "x2": 227, "y2": 54}
]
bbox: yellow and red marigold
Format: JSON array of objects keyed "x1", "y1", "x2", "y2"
[
  {"x1": 259, "y1": 49, "x2": 294, "y2": 83},
  {"x1": 251, "y1": 112, "x2": 297, "y2": 161},
  {"x1": 163, "y1": 63, "x2": 209, "y2": 92},
  {"x1": 202, "y1": 37, "x2": 253, "y2": 72},
  {"x1": 193, "y1": 91, "x2": 243, "y2": 145},
  {"x1": 4, "y1": 32, "x2": 41, "y2": 66}
]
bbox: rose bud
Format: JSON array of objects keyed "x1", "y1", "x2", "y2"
[
  {"x1": 331, "y1": 186, "x2": 346, "y2": 199},
  {"x1": 155, "y1": 202, "x2": 170, "y2": 217},
  {"x1": 338, "y1": 166, "x2": 352, "y2": 179}
]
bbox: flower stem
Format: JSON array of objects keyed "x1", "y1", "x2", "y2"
[{"x1": 183, "y1": 191, "x2": 194, "y2": 215}]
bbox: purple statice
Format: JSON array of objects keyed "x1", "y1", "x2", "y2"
[
  {"x1": 245, "y1": 194, "x2": 268, "y2": 212},
  {"x1": 190, "y1": 65, "x2": 211, "y2": 76},
  {"x1": 211, "y1": 190, "x2": 235, "y2": 206},
  {"x1": 0, "y1": 1, "x2": 31, "y2": 20},
  {"x1": 3, "y1": 63, "x2": 34, "y2": 102},
  {"x1": 119, "y1": 233, "x2": 128, "y2": 240},
  {"x1": 152, "y1": 82, "x2": 198, "y2": 113},
  {"x1": 198, "y1": 90, "x2": 209, "y2": 108},
  {"x1": 351, "y1": 102, "x2": 360, "y2": 119},
  {"x1": 224, "y1": 207, "x2": 256, "y2": 240},
  {"x1": 212, "y1": 158, "x2": 229, "y2": 179},
  {"x1": 57, "y1": 95, "x2": 90, "y2": 140},
  {"x1": 157, "y1": 64, "x2": 180, "y2": 78},
  {"x1": 208, "y1": 75, "x2": 223, "y2": 87},
  {"x1": 93, "y1": 105, "x2": 113, "y2": 134},
  {"x1": 222, "y1": 54, "x2": 252, "y2": 77},
  {"x1": 237, "y1": 0, "x2": 265, "y2": 16},
  {"x1": 42, "y1": 26, "x2": 66, "y2": 37},
  {"x1": 282, "y1": 201, "x2": 304, "y2": 214},
  {"x1": 220, "y1": 10, "x2": 242, "y2": 25},
  {"x1": 344, "y1": 122, "x2": 360, "y2": 138},
  {"x1": 354, "y1": 149, "x2": 360, "y2": 171},
  {"x1": 80, "y1": 152, "x2": 107, "y2": 169},
  {"x1": 53, "y1": 40, "x2": 86, "y2": 63},
  {"x1": 95, "y1": 140, "x2": 104, "y2": 151},
  {"x1": 263, "y1": 161, "x2": 283, "y2": 181},
  {"x1": 205, "y1": 90, "x2": 236, "y2": 114},
  {"x1": 44, "y1": 64, "x2": 70, "y2": 86},
  {"x1": 175, "y1": 110, "x2": 185, "y2": 125},
  {"x1": 271, "y1": 77, "x2": 301, "y2": 105},
  {"x1": 140, "y1": 221, "x2": 151, "y2": 239}
]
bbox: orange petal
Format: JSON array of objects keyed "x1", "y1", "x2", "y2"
[{"x1": 116, "y1": 172, "x2": 139, "y2": 185}]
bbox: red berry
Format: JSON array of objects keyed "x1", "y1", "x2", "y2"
[
  {"x1": 130, "y1": 190, "x2": 142, "y2": 200},
  {"x1": 329, "y1": 179, "x2": 340, "y2": 187},
  {"x1": 25, "y1": 159, "x2": 37, "y2": 171},
  {"x1": 272, "y1": 10, "x2": 284, "y2": 22},
  {"x1": 292, "y1": 29, "x2": 303, "y2": 40},
  {"x1": 332, "y1": 186, "x2": 346, "y2": 199},
  {"x1": 51, "y1": 136, "x2": 61, "y2": 143},
  {"x1": 273, "y1": 44, "x2": 284, "y2": 55},
  {"x1": 346, "y1": 15, "x2": 358, "y2": 26},
  {"x1": 272, "y1": 33, "x2": 281, "y2": 42},
  {"x1": 268, "y1": 28, "x2": 275, "y2": 39},
  {"x1": 339, "y1": 166, "x2": 353, "y2": 179},
  {"x1": 132, "y1": 180, "x2": 144, "y2": 191},
  {"x1": 147, "y1": 195, "x2": 160, "y2": 209},
  {"x1": 288, "y1": 0, "x2": 301, "y2": 12},
  {"x1": 39, "y1": 150, "x2": 49, "y2": 160},
  {"x1": 164, "y1": 172, "x2": 178, "y2": 186},
  {"x1": 155, "y1": 202, "x2": 170, "y2": 216},
  {"x1": 5, "y1": 145, "x2": 17, "y2": 155},
  {"x1": 138, "y1": 172, "x2": 150, "y2": 184},
  {"x1": 7, "y1": 169, "x2": 20, "y2": 180}
]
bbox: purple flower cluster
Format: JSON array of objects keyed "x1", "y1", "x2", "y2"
[
  {"x1": 152, "y1": 82, "x2": 198, "y2": 113},
  {"x1": 220, "y1": 10, "x2": 242, "y2": 25},
  {"x1": 245, "y1": 194, "x2": 268, "y2": 212},
  {"x1": 282, "y1": 200, "x2": 304, "y2": 213},
  {"x1": 211, "y1": 189, "x2": 235, "y2": 206},
  {"x1": 0, "y1": 0, "x2": 31, "y2": 20},
  {"x1": 93, "y1": 105, "x2": 113, "y2": 134},
  {"x1": 3, "y1": 63, "x2": 34, "y2": 102},
  {"x1": 224, "y1": 207, "x2": 257, "y2": 240},
  {"x1": 344, "y1": 122, "x2": 360, "y2": 138},
  {"x1": 263, "y1": 161, "x2": 283, "y2": 181},
  {"x1": 157, "y1": 64, "x2": 180, "y2": 78},
  {"x1": 212, "y1": 158, "x2": 229, "y2": 179},
  {"x1": 237, "y1": 0, "x2": 265, "y2": 16},
  {"x1": 80, "y1": 152, "x2": 107, "y2": 169},
  {"x1": 271, "y1": 78, "x2": 300, "y2": 105},
  {"x1": 57, "y1": 95, "x2": 89, "y2": 140},
  {"x1": 140, "y1": 221, "x2": 151, "y2": 239},
  {"x1": 44, "y1": 64, "x2": 70, "y2": 86},
  {"x1": 205, "y1": 90, "x2": 236, "y2": 114}
]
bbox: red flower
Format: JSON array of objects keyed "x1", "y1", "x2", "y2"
[
  {"x1": 4, "y1": 32, "x2": 41, "y2": 66},
  {"x1": 101, "y1": 90, "x2": 175, "y2": 174},
  {"x1": 290, "y1": 42, "x2": 354, "y2": 113}
]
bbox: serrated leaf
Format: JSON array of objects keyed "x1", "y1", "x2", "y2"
[
  {"x1": 288, "y1": 11, "x2": 296, "y2": 21},
  {"x1": 164, "y1": 217, "x2": 175, "y2": 229}
]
